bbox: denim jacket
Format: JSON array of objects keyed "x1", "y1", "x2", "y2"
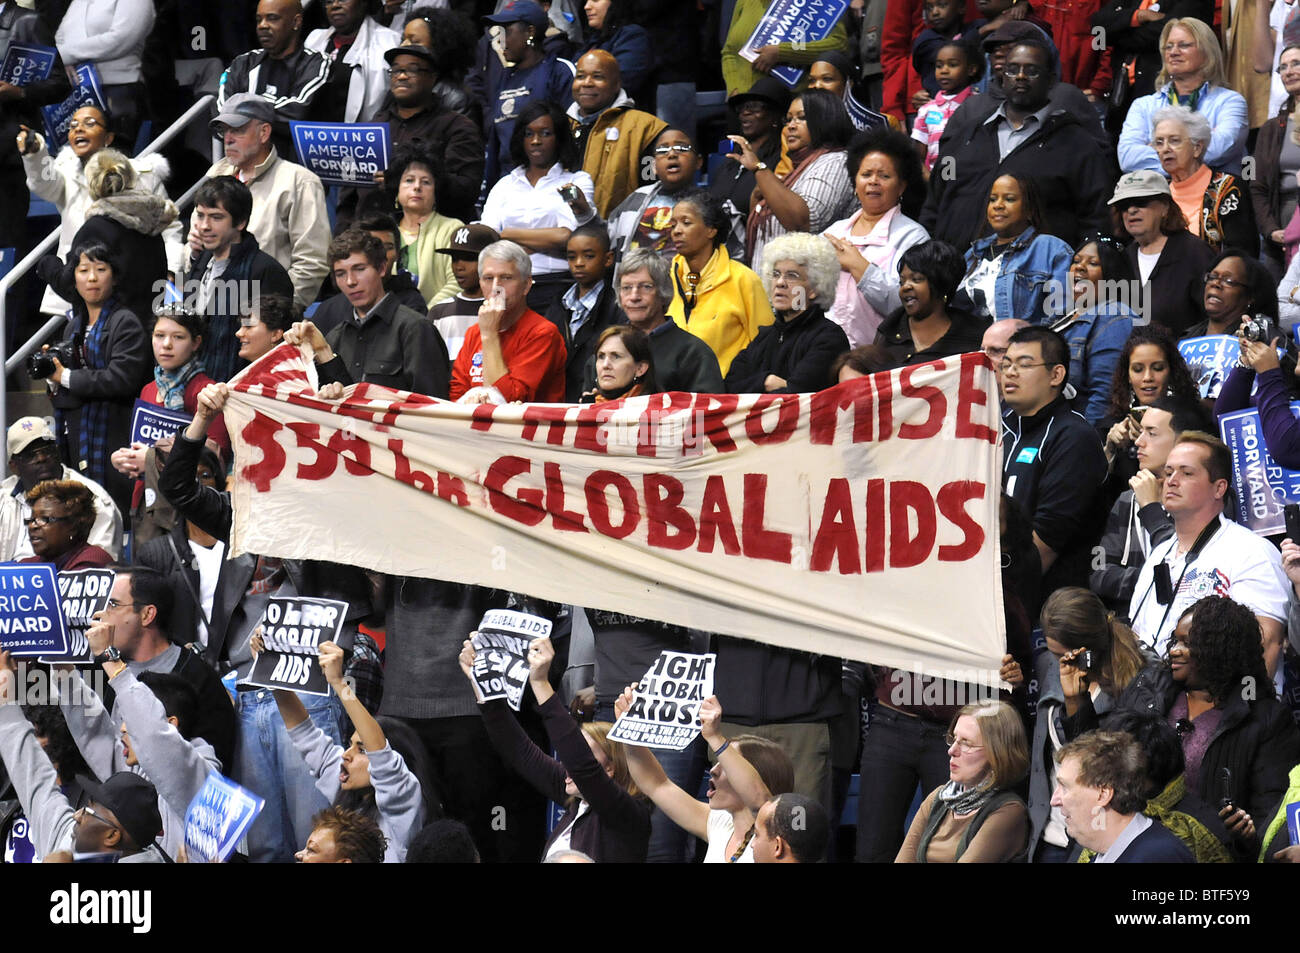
[
  {"x1": 1051, "y1": 300, "x2": 1137, "y2": 429},
  {"x1": 959, "y1": 226, "x2": 1073, "y2": 325}
]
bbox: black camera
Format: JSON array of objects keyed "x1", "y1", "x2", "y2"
[{"x1": 27, "y1": 341, "x2": 79, "y2": 379}]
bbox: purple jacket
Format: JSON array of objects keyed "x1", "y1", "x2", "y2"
[{"x1": 1215, "y1": 366, "x2": 1300, "y2": 468}]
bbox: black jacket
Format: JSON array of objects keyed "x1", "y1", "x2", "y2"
[
  {"x1": 319, "y1": 293, "x2": 450, "y2": 398},
  {"x1": 921, "y1": 95, "x2": 1115, "y2": 250},
  {"x1": 187, "y1": 232, "x2": 295, "y2": 383},
  {"x1": 873, "y1": 307, "x2": 986, "y2": 371},
  {"x1": 57, "y1": 193, "x2": 173, "y2": 325},
  {"x1": 1127, "y1": 229, "x2": 1215, "y2": 336},
  {"x1": 218, "y1": 45, "x2": 331, "y2": 161},
  {"x1": 1002, "y1": 395, "x2": 1109, "y2": 590},
  {"x1": 544, "y1": 281, "x2": 625, "y2": 402},
  {"x1": 725, "y1": 305, "x2": 849, "y2": 394},
  {"x1": 713, "y1": 638, "x2": 842, "y2": 725},
  {"x1": 646, "y1": 321, "x2": 724, "y2": 394},
  {"x1": 369, "y1": 97, "x2": 486, "y2": 224},
  {"x1": 1091, "y1": 0, "x2": 1214, "y2": 102},
  {"x1": 311, "y1": 272, "x2": 427, "y2": 335},
  {"x1": 1089, "y1": 489, "x2": 1174, "y2": 614}
]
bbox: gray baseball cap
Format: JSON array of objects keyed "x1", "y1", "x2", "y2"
[{"x1": 210, "y1": 93, "x2": 276, "y2": 134}]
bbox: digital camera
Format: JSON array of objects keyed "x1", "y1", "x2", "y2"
[{"x1": 27, "y1": 341, "x2": 79, "y2": 379}]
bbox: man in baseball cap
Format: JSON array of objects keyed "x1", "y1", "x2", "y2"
[
  {"x1": 75, "y1": 772, "x2": 166, "y2": 860},
  {"x1": 209, "y1": 91, "x2": 277, "y2": 136},
  {"x1": 1, "y1": 417, "x2": 123, "y2": 562},
  {"x1": 484, "y1": 0, "x2": 549, "y2": 31},
  {"x1": 431, "y1": 224, "x2": 503, "y2": 360}
]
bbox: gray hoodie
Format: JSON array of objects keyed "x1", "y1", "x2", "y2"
[
  {"x1": 58, "y1": 669, "x2": 220, "y2": 861},
  {"x1": 288, "y1": 719, "x2": 424, "y2": 863}
]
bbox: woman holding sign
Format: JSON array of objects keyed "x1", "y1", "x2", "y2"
[
  {"x1": 262, "y1": 639, "x2": 435, "y2": 863},
  {"x1": 614, "y1": 685, "x2": 794, "y2": 863},
  {"x1": 460, "y1": 636, "x2": 652, "y2": 863}
]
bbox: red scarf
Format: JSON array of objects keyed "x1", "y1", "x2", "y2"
[{"x1": 745, "y1": 147, "x2": 831, "y2": 263}]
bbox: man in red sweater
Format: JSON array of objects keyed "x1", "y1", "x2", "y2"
[{"x1": 450, "y1": 241, "x2": 568, "y2": 403}]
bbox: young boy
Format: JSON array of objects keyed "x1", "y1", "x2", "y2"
[
  {"x1": 543, "y1": 223, "x2": 621, "y2": 402},
  {"x1": 429, "y1": 224, "x2": 501, "y2": 363},
  {"x1": 912, "y1": 38, "x2": 983, "y2": 175}
]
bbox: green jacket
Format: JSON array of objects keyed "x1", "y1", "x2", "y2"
[{"x1": 720, "y1": 0, "x2": 851, "y2": 97}]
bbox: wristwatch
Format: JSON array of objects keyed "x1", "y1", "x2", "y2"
[
  {"x1": 93, "y1": 646, "x2": 123, "y2": 665},
  {"x1": 754, "y1": 161, "x2": 768, "y2": 172}
]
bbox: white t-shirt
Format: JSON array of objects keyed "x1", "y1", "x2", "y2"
[
  {"x1": 543, "y1": 801, "x2": 590, "y2": 860},
  {"x1": 1127, "y1": 514, "x2": 1289, "y2": 655},
  {"x1": 702, "y1": 809, "x2": 755, "y2": 864},
  {"x1": 1136, "y1": 247, "x2": 1161, "y2": 285},
  {"x1": 189, "y1": 537, "x2": 226, "y2": 647}
]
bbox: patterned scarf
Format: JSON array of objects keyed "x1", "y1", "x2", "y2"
[
  {"x1": 74, "y1": 303, "x2": 111, "y2": 487},
  {"x1": 153, "y1": 358, "x2": 205, "y2": 411},
  {"x1": 1078, "y1": 776, "x2": 1232, "y2": 863},
  {"x1": 934, "y1": 776, "x2": 996, "y2": 816},
  {"x1": 745, "y1": 146, "x2": 830, "y2": 264}
]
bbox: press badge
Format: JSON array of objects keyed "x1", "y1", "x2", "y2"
[
  {"x1": 1015, "y1": 447, "x2": 1039, "y2": 464},
  {"x1": 606, "y1": 127, "x2": 620, "y2": 141}
]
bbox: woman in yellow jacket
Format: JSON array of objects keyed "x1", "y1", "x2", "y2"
[
  {"x1": 390, "y1": 145, "x2": 464, "y2": 308},
  {"x1": 666, "y1": 189, "x2": 774, "y2": 377}
]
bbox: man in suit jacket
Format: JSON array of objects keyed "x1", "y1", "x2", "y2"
[{"x1": 1052, "y1": 730, "x2": 1195, "y2": 862}]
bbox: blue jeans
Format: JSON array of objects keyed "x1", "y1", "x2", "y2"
[{"x1": 234, "y1": 689, "x2": 343, "y2": 863}]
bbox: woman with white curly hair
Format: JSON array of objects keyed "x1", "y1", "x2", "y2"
[{"x1": 725, "y1": 232, "x2": 850, "y2": 393}]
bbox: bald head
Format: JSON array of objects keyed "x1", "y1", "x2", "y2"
[
  {"x1": 573, "y1": 50, "x2": 622, "y2": 116},
  {"x1": 257, "y1": 0, "x2": 304, "y2": 57},
  {"x1": 982, "y1": 318, "x2": 1030, "y2": 377}
]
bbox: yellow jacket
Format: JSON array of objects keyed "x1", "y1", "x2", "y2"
[
  {"x1": 400, "y1": 211, "x2": 465, "y2": 307},
  {"x1": 667, "y1": 245, "x2": 774, "y2": 377},
  {"x1": 568, "y1": 92, "x2": 668, "y2": 218}
]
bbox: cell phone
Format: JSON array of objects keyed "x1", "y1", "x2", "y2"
[
  {"x1": 1154, "y1": 561, "x2": 1173, "y2": 605},
  {"x1": 719, "y1": 138, "x2": 738, "y2": 154},
  {"x1": 1128, "y1": 407, "x2": 1145, "y2": 425},
  {"x1": 557, "y1": 184, "x2": 581, "y2": 204},
  {"x1": 1219, "y1": 767, "x2": 1234, "y2": 810},
  {"x1": 1285, "y1": 503, "x2": 1300, "y2": 543}
]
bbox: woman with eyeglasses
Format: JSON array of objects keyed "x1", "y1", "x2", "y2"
[
  {"x1": 1118, "y1": 18, "x2": 1249, "y2": 176},
  {"x1": 1251, "y1": 44, "x2": 1300, "y2": 271},
  {"x1": 607, "y1": 128, "x2": 703, "y2": 265},
  {"x1": 1026, "y1": 587, "x2": 1163, "y2": 860},
  {"x1": 1113, "y1": 170, "x2": 1214, "y2": 336},
  {"x1": 1048, "y1": 234, "x2": 1138, "y2": 430},
  {"x1": 953, "y1": 172, "x2": 1072, "y2": 326},
  {"x1": 895, "y1": 700, "x2": 1030, "y2": 863},
  {"x1": 725, "y1": 232, "x2": 849, "y2": 393},
  {"x1": 1150, "y1": 105, "x2": 1257, "y2": 257},
  {"x1": 732, "y1": 89, "x2": 857, "y2": 270},
  {"x1": 1182, "y1": 249, "x2": 1285, "y2": 344},
  {"x1": 18, "y1": 479, "x2": 113, "y2": 570},
  {"x1": 1157, "y1": 596, "x2": 1300, "y2": 860},
  {"x1": 479, "y1": 100, "x2": 597, "y2": 315},
  {"x1": 17, "y1": 103, "x2": 182, "y2": 325},
  {"x1": 665, "y1": 189, "x2": 774, "y2": 376}
]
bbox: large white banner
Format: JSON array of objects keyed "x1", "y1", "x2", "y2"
[{"x1": 223, "y1": 345, "x2": 1006, "y2": 676}]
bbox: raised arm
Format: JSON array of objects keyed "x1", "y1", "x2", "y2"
[{"x1": 613, "y1": 683, "x2": 711, "y2": 839}]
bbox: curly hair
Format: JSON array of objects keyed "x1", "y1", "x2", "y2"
[
  {"x1": 25, "y1": 479, "x2": 95, "y2": 541},
  {"x1": 23, "y1": 704, "x2": 90, "y2": 785},
  {"x1": 406, "y1": 6, "x2": 477, "y2": 78},
  {"x1": 845, "y1": 126, "x2": 926, "y2": 220},
  {"x1": 1056, "y1": 730, "x2": 1151, "y2": 815},
  {"x1": 758, "y1": 232, "x2": 840, "y2": 307},
  {"x1": 308, "y1": 806, "x2": 386, "y2": 863},
  {"x1": 1105, "y1": 325, "x2": 1199, "y2": 421},
  {"x1": 386, "y1": 144, "x2": 446, "y2": 212},
  {"x1": 1178, "y1": 596, "x2": 1272, "y2": 705}
]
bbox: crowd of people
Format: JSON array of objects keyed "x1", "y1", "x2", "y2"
[{"x1": 1, "y1": 0, "x2": 1300, "y2": 865}]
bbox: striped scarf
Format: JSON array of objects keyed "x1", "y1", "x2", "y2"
[{"x1": 74, "y1": 304, "x2": 111, "y2": 487}]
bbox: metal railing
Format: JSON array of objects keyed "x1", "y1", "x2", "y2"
[{"x1": 0, "y1": 94, "x2": 216, "y2": 479}]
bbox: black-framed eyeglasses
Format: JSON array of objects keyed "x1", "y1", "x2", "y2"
[
  {"x1": 389, "y1": 66, "x2": 434, "y2": 77},
  {"x1": 654, "y1": 144, "x2": 695, "y2": 156},
  {"x1": 1203, "y1": 271, "x2": 1246, "y2": 289},
  {"x1": 23, "y1": 515, "x2": 69, "y2": 528}
]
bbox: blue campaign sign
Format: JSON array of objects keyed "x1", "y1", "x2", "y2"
[
  {"x1": 1219, "y1": 403, "x2": 1300, "y2": 535},
  {"x1": 1178, "y1": 335, "x2": 1239, "y2": 401},
  {"x1": 740, "y1": 0, "x2": 850, "y2": 88},
  {"x1": 290, "y1": 121, "x2": 391, "y2": 187},
  {"x1": 0, "y1": 43, "x2": 56, "y2": 87},
  {"x1": 0, "y1": 564, "x2": 69, "y2": 657},
  {"x1": 185, "y1": 773, "x2": 265, "y2": 863},
  {"x1": 41, "y1": 63, "x2": 105, "y2": 157},
  {"x1": 130, "y1": 400, "x2": 191, "y2": 446}
]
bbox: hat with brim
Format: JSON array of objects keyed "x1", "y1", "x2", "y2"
[
  {"x1": 484, "y1": 0, "x2": 548, "y2": 30},
  {"x1": 727, "y1": 76, "x2": 793, "y2": 115},
  {"x1": 981, "y1": 20, "x2": 1045, "y2": 50},
  {"x1": 77, "y1": 773, "x2": 163, "y2": 853},
  {"x1": 7, "y1": 416, "x2": 56, "y2": 457},
  {"x1": 436, "y1": 223, "x2": 502, "y2": 257},
  {"x1": 210, "y1": 92, "x2": 275, "y2": 135},
  {"x1": 1108, "y1": 170, "x2": 1171, "y2": 205},
  {"x1": 385, "y1": 45, "x2": 438, "y2": 69}
]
